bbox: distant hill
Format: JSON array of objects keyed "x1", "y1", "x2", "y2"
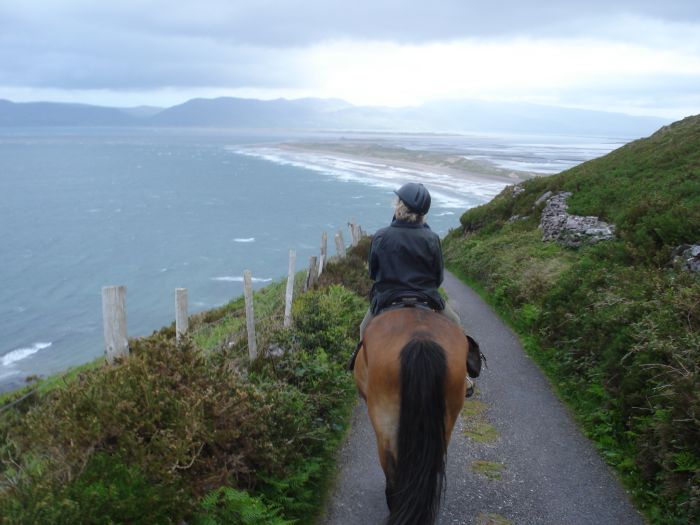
[
  {"x1": 118, "y1": 106, "x2": 164, "y2": 119},
  {"x1": 149, "y1": 97, "x2": 352, "y2": 128},
  {"x1": 0, "y1": 100, "x2": 141, "y2": 126},
  {"x1": 0, "y1": 96, "x2": 671, "y2": 137}
]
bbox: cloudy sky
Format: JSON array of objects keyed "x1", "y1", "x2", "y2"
[{"x1": 1, "y1": 1, "x2": 699, "y2": 118}]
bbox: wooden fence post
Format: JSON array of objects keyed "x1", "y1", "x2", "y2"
[
  {"x1": 305, "y1": 256, "x2": 318, "y2": 291},
  {"x1": 319, "y1": 231, "x2": 328, "y2": 276},
  {"x1": 348, "y1": 221, "x2": 357, "y2": 246},
  {"x1": 243, "y1": 271, "x2": 257, "y2": 360},
  {"x1": 102, "y1": 285, "x2": 128, "y2": 364},
  {"x1": 175, "y1": 288, "x2": 188, "y2": 340},
  {"x1": 284, "y1": 249, "x2": 296, "y2": 328},
  {"x1": 335, "y1": 231, "x2": 346, "y2": 258}
]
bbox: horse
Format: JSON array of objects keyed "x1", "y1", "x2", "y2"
[{"x1": 353, "y1": 306, "x2": 469, "y2": 525}]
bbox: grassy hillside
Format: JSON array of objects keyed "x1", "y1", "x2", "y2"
[
  {"x1": 0, "y1": 242, "x2": 372, "y2": 524},
  {"x1": 444, "y1": 114, "x2": 700, "y2": 524}
]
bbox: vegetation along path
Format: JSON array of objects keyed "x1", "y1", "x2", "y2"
[{"x1": 321, "y1": 271, "x2": 644, "y2": 525}]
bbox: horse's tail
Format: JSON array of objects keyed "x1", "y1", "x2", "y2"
[{"x1": 387, "y1": 337, "x2": 447, "y2": 525}]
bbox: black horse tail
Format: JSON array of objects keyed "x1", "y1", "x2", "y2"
[{"x1": 387, "y1": 337, "x2": 447, "y2": 525}]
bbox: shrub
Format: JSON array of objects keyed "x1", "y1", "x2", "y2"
[{"x1": 193, "y1": 487, "x2": 291, "y2": 525}]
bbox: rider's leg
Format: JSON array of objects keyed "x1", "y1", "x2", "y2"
[
  {"x1": 349, "y1": 308, "x2": 374, "y2": 371},
  {"x1": 441, "y1": 300, "x2": 462, "y2": 326},
  {"x1": 359, "y1": 307, "x2": 374, "y2": 341},
  {"x1": 439, "y1": 302, "x2": 479, "y2": 398}
]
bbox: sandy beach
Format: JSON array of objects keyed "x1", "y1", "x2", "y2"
[{"x1": 275, "y1": 140, "x2": 537, "y2": 186}]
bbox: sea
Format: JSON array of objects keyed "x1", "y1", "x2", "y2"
[{"x1": 0, "y1": 127, "x2": 629, "y2": 392}]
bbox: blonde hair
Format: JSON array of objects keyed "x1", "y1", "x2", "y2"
[{"x1": 394, "y1": 197, "x2": 425, "y2": 224}]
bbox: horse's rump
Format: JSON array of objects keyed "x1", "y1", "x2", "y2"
[{"x1": 353, "y1": 308, "x2": 468, "y2": 525}]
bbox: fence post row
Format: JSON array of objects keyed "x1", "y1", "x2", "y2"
[
  {"x1": 284, "y1": 249, "x2": 296, "y2": 328},
  {"x1": 102, "y1": 285, "x2": 128, "y2": 364},
  {"x1": 100, "y1": 222, "x2": 363, "y2": 361},
  {"x1": 243, "y1": 270, "x2": 257, "y2": 360}
]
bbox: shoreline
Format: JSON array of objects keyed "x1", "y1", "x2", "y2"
[{"x1": 269, "y1": 141, "x2": 537, "y2": 186}]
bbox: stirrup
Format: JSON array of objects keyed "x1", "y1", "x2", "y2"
[
  {"x1": 466, "y1": 377, "x2": 475, "y2": 398},
  {"x1": 466, "y1": 335, "x2": 486, "y2": 378}
]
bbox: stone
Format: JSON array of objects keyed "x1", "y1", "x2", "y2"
[
  {"x1": 534, "y1": 190, "x2": 553, "y2": 207},
  {"x1": 539, "y1": 192, "x2": 616, "y2": 248},
  {"x1": 504, "y1": 184, "x2": 525, "y2": 198},
  {"x1": 672, "y1": 243, "x2": 700, "y2": 273}
]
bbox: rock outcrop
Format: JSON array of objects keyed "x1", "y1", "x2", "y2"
[
  {"x1": 539, "y1": 192, "x2": 616, "y2": 247},
  {"x1": 672, "y1": 243, "x2": 700, "y2": 273}
]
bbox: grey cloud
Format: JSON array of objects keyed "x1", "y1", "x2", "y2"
[
  {"x1": 1, "y1": 0, "x2": 699, "y2": 98},
  {"x1": 6, "y1": 0, "x2": 700, "y2": 46},
  {"x1": 0, "y1": 25, "x2": 307, "y2": 90}
]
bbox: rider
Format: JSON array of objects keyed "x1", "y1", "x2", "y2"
[{"x1": 354, "y1": 182, "x2": 482, "y2": 396}]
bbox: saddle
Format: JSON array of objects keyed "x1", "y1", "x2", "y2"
[
  {"x1": 381, "y1": 295, "x2": 436, "y2": 314},
  {"x1": 348, "y1": 296, "x2": 485, "y2": 378}
]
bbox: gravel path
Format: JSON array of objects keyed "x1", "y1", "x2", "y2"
[{"x1": 320, "y1": 271, "x2": 645, "y2": 525}]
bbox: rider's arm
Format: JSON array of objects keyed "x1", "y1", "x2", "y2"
[
  {"x1": 435, "y1": 236, "x2": 444, "y2": 286},
  {"x1": 369, "y1": 234, "x2": 381, "y2": 281}
]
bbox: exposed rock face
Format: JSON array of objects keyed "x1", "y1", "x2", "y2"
[
  {"x1": 672, "y1": 243, "x2": 700, "y2": 273},
  {"x1": 503, "y1": 184, "x2": 525, "y2": 198},
  {"x1": 534, "y1": 190, "x2": 552, "y2": 207},
  {"x1": 539, "y1": 192, "x2": 616, "y2": 247},
  {"x1": 507, "y1": 214, "x2": 529, "y2": 223}
]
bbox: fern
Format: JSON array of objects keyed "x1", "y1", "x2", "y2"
[{"x1": 194, "y1": 487, "x2": 293, "y2": 525}]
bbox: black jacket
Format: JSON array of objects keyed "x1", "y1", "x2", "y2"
[{"x1": 368, "y1": 218, "x2": 445, "y2": 314}]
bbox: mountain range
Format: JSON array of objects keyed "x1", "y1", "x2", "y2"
[{"x1": 0, "y1": 97, "x2": 670, "y2": 137}]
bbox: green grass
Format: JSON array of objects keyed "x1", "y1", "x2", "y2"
[
  {"x1": 463, "y1": 421, "x2": 500, "y2": 443},
  {"x1": 444, "y1": 114, "x2": 700, "y2": 524},
  {"x1": 475, "y1": 513, "x2": 513, "y2": 525},
  {"x1": 471, "y1": 460, "x2": 506, "y2": 481}
]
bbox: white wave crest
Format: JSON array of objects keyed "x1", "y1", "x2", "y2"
[
  {"x1": 231, "y1": 146, "x2": 506, "y2": 210},
  {"x1": 2, "y1": 342, "x2": 52, "y2": 367},
  {"x1": 212, "y1": 276, "x2": 273, "y2": 283},
  {"x1": 233, "y1": 238, "x2": 255, "y2": 243}
]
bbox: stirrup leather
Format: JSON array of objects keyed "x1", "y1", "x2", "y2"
[{"x1": 348, "y1": 341, "x2": 362, "y2": 371}]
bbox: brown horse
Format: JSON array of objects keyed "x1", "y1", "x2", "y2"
[{"x1": 353, "y1": 306, "x2": 468, "y2": 525}]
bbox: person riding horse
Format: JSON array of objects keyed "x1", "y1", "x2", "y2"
[{"x1": 352, "y1": 182, "x2": 483, "y2": 395}]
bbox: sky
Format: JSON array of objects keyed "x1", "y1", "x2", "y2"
[{"x1": 1, "y1": 1, "x2": 699, "y2": 119}]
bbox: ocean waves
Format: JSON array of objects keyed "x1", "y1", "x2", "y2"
[
  {"x1": 231, "y1": 146, "x2": 507, "y2": 210},
  {"x1": 212, "y1": 276, "x2": 273, "y2": 283},
  {"x1": 1, "y1": 342, "x2": 52, "y2": 368}
]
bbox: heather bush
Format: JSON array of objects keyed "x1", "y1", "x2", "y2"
[{"x1": 318, "y1": 235, "x2": 372, "y2": 297}]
